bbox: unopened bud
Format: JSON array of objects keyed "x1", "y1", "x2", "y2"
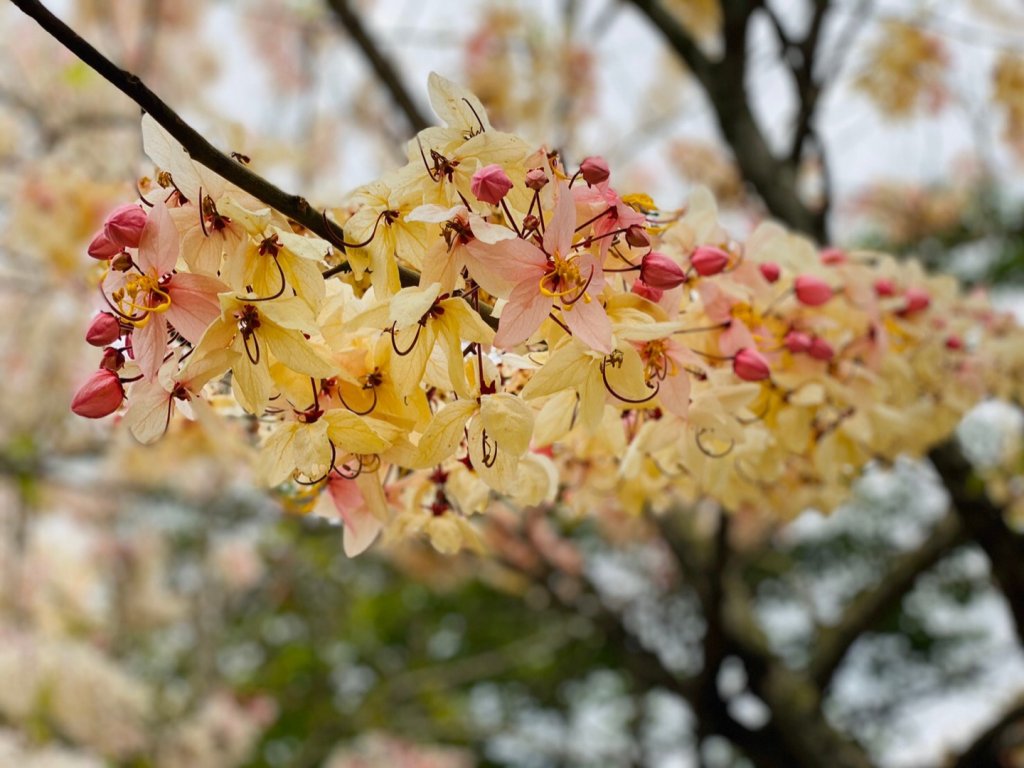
[
  {"x1": 71, "y1": 368, "x2": 124, "y2": 419},
  {"x1": 903, "y1": 287, "x2": 930, "y2": 315},
  {"x1": 807, "y1": 337, "x2": 835, "y2": 361},
  {"x1": 819, "y1": 247, "x2": 847, "y2": 265},
  {"x1": 874, "y1": 278, "x2": 896, "y2": 297},
  {"x1": 625, "y1": 225, "x2": 650, "y2": 249},
  {"x1": 759, "y1": 261, "x2": 781, "y2": 283},
  {"x1": 87, "y1": 229, "x2": 121, "y2": 260},
  {"x1": 470, "y1": 164, "x2": 513, "y2": 205},
  {"x1": 733, "y1": 348, "x2": 771, "y2": 382},
  {"x1": 691, "y1": 245, "x2": 730, "y2": 277},
  {"x1": 103, "y1": 204, "x2": 147, "y2": 249},
  {"x1": 794, "y1": 274, "x2": 833, "y2": 306},
  {"x1": 639, "y1": 251, "x2": 687, "y2": 290},
  {"x1": 579, "y1": 156, "x2": 610, "y2": 186},
  {"x1": 86, "y1": 313, "x2": 120, "y2": 346},
  {"x1": 100, "y1": 346, "x2": 125, "y2": 372},
  {"x1": 110, "y1": 252, "x2": 134, "y2": 272},
  {"x1": 631, "y1": 278, "x2": 664, "y2": 302},
  {"x1": 784, "y1": 331, "x2": 812, "y2": 354},
  {"x1": 525, "y1": 168, "x2": 549, "y2": 191},
  {"x1": 945, "y1": 334, "x2": 963, "y2": 350}
]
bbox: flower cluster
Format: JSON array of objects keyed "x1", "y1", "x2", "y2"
[{"x1": 74, "y1": 74, "x2": 1024, "y2": 554}]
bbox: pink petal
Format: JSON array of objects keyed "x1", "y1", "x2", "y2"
[
  {"x1": 166, "y1": 273, "x2": 227, "y2": 343},
  {"x1": 464, "y1": 238, "x2": 546, "y2": 298},
  {"x1": 562, "y1": 295, "x2": 612, "y2": 353},
  {"x1": 133, "y1": 312, "x2": 168, "y2": 381},
  {"x1": 494, "y1": 279, "x2": 553, "y2": 349},
  {"x1": 138, "y1": 201, "x2": 180, "y2": 276},
  {"x1": 543, "y1": 182, "x2": 576, "y2": 258}
]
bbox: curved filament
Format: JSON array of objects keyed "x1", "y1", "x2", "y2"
[
  {"x1": 601, "y1": 356, "x2": 661, "y2": 404},
  {"x1": 695, "y1": 428, "x2": 735, "y2": 458},
  {"x1": 389, "y1": 322, "x2": 423, "y2": 357},
  {"x1": 236, "y1": 256, "x2": 286, "y2": 302}
]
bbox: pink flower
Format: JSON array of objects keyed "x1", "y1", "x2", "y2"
[
  {"x1": 640, "y1": 252, "x2": 687, "y2": 290},
  {"x1": 691, "y1": 245, "x2": 730, "y2": 277},
  {"x1": 103, "y1": 204, "x2": 148, "y2": 249},
  {"x1": 784, "y1": 331, "x2": 812, "y2": 354},
  {"x1": 733, "y1": 348, "x2": 771, "y2": 382},
  {"x1": 471, "y1": 164, "x2": 513, "y2": 205},
  {"x1": 85, "y1": 312, "x2": 120, "y2": 346},
  {"x1": 579, "y1": 156, "x2": 610, "y2": 186},
  {"x1": 808, "y1": 337, "x2": 835, "y2": 361},
  {"x1": 71, "y1": 368, "x2": 124, "y2": 418},
  {"x1": 103, "y1": 201, "x2": 226, "y2": 380},
  {"x1": 794, "y1": 274, "x2": 833, "y2": 306},
  {"x1": 488, "y1": 182, "x2": 611, "y2": 352},
  {"x1": 759, "y1": 261, "x2": 781, "y2": 283},
  {"x1": 87, "y1": 229, "x2": 121, "y2": 260}
]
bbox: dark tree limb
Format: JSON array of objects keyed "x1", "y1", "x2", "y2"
[
  {"x1": 8, "y1": 0, "x2": 347, "y2": 244},
  {"x1": 930, "y1": 442, "x2": 1024, "y2": 643},
  {"x1": 807, "y1": 509, "x2": 966, "y2": 689},
  {"x1": 628, "y1": 0, "x2": 828, "y2": 241},
  {"x1": 323, "y1": 0, "x2": 430, "y2": 136},
  {"x1": 949, "y1": 695, "x2": 1024, "y2": 768}
]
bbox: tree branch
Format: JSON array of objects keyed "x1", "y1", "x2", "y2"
[
  {"x1": 7, "y1": 0, "x2": 488, "y2": 325},
  {"x1": 628, "y1": 0, "x2": 827, "y2": 241},
  {"x1": 807, "y1": 509, "x2": 966, "y2": 689},
  {"x1": 9, "y1": 0, "x2": 339, "y2": 239},
  {"x1": 323, "y1": 0, "x2": 430, "y2": 136},
  {"x1": 930, "y1": 441, "x2": 1024, "y2": 643},
  {"x1": 949, "y1": 695, "x2": 1024, "y2": 768}
]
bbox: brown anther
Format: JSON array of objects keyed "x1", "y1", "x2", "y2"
[
  {"x1": 258, "y1": 234, "x2": 281, "y2": 257},
  {"x1": 110, "y1": 253, "x2": 133, "y2": 272}
]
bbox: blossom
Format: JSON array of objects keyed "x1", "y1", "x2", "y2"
[{"x1": 487, "y1": 182, "x2": 612, "y2": 352}]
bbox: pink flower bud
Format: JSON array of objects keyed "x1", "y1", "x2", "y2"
[
  {"x1": 470, "y1": 164, "x2": 513, "y2": 205},
  {"x1": 874, "y1": 278, "x2": 896, "y2": 297},
  {"x1": 579, "y1": 156, "x2": 610, "y2": 186},
  {"x1": 691, "y1": 245, "x2": 730, "y2": 277},
  {"x1": 759, "y1": 261, "x2": 781, "y2": 283},
  {"x1": 631, "y1": 278, "x2": 664, "y2": 302},
  {"x1": 733, "y1": 348, "x2": 771, "y2": 382},
  {"x1": 87, "y1": 229, "x2": 121, "y2": 260},
  {"x1": 625, "y1": 225, "x2": 650, "y2": 249},
  {"x1": 640, "y1": 251, "x2": 687, "y2": 290},
  {"x1": 808, "y1": 337, "x2": 835, "y2": 361},
  {"x1": 794, "y1": 274, "x2": 833, "y2": 306},
  {"x1": 103, "y1": 204, "x2": 148, "y2": 249},
  {"x1": 86, "y1": 313, "x2": 120, "y2": 346},
  {"x1": 71, "y1": 368, "x2": 124, "y2": 419},
  {"x1": 784, "y1": 331, "x2": 812, "y2": 354},
  {"x1": 819, "y1": 247, "x2": 847, "y2": 265},
  {"x1": 903, "y1": 287, "x2": 930, "y2": 315},
  {"x1": 100, "y1": 346, "x2": 126, "y2": 372},
  {"x1": 525, "y1": 168, "x2": 549, "y2": 191},
  {"x1": 945, "y1": 334, "x2": 963, "y2": 350}
]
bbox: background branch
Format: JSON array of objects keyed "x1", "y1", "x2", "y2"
[{"x1": 323, "y1": 0, "x2": 430, "y2": 135}]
